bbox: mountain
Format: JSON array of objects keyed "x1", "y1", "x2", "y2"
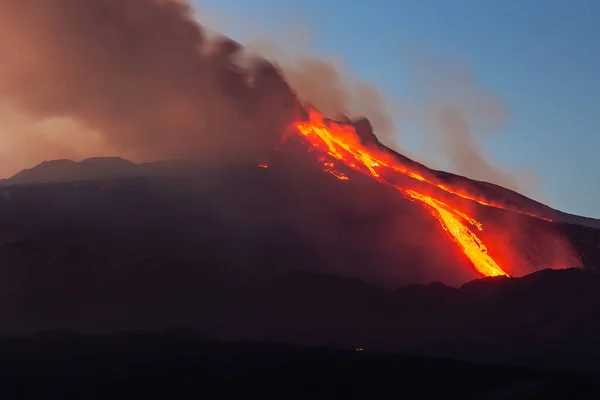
[
  {"x1": 2, "y1": 149, "x2": 599, "y2": 230},
  {"x1": 1, "y1": 146, "x2": 598, "y2": 278},
  {"x1": 1, "y1": 118, "x2": 600, "y2": 375}
]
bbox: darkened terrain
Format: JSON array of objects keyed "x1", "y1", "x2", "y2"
[
  {"x1": 1, "y1": 156, "x2": 600, "y2": 390},
  {"x1": 2, "y1": 330, "x2": 600, "y2": 397},
  {"x1": 0, "y1": 153, "x2": 597, "y2": 285},
  {"x1": 1, "y1": 236, "x2": 600, "y2": 373}
]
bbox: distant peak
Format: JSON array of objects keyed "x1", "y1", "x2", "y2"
[
  {"x1": 5, "y1": 156, "x2": 139, "y2": 185},
  {"x1": 38, "y1": 159, "x2": 77, "y2": 166},
  {"x1": 80, "y1": 157, "x2": 135, "y2": 165}
]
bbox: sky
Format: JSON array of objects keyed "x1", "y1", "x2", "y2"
[{"x1": 194, "y1": 0, "x2": 600, "y2": 218}]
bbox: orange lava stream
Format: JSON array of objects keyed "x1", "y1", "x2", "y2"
[{"x1": 279, "y1": 108, "x2": 510, "y2": 277}]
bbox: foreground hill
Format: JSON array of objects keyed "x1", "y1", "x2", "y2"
[
  {"x1": 2, "y1": 330, "x2": 599, "y2": 397},
  {"x1": 1, "y1": 236, "x2": 600, "y2": 373}
]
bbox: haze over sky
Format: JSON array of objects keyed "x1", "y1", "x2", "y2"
[{"x1": 195, "y1": 0, "x2": 600, "y2": 218}]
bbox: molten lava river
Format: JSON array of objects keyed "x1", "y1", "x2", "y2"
[{"x1": 262, "y1": 107, "x2": 541, "y2": 278}]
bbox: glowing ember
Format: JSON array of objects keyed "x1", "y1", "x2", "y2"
[{"x1": 267, "y1": 107, "x2": 511, "y2": 277}]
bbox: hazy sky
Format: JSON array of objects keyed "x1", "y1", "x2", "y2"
[{"x1": 194, "y1": 0, "x2": 600, "y2": 218}]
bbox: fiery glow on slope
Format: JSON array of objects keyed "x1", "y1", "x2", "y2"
[{"x1": 270, "y1": 107, "x2": 511, "y2": 277}]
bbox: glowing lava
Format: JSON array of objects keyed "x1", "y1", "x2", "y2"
[{"x1": 267, "y1": 107, "x2": 510, "y2": 277}]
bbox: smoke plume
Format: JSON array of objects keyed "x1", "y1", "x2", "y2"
[
  {"x1": 0, "y1": 0, "x2": 297, "y2": 177},
  {"x1": 243, "y1": 37, "x2": 400, "y2": 148},
  {"x1": 0, "y1": 99, "x2": 115, "y2": 176}
]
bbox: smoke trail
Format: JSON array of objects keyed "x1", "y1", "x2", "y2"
[
  {"x1": 0, "y1": 0, "x2": 296, "y2": 176},
  {"x1": 408, "y1": 55, "x2": 543, "y2": 198}
]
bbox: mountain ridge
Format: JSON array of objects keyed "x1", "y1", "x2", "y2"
[{"x1": 2, "y1": 154, "x2": 598, "y2": 229}]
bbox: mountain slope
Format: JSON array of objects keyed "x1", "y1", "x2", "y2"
[
  {"x1": 4, "y1": 157, "x2": 138, "y2": 185},
  {"x1": 2, "y1": 148, "x2": 597, "y2": 231},
  {"x1": 0, "y1": 149, "x2": 597, "y2": 279}
]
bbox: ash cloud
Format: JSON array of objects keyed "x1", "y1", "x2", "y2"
[{"x1": 0, "y1": 0, "x2": 297, "y2": 177}]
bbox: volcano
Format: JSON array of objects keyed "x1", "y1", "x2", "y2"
[
  {"x1": 0, "y1": 103, "x2": 598, "y2": 287},
  {"x1": 1, "y1": 83, "x2": 600, "y2": 386},
  {"x1": 262, "y1": 105, "x2": 585, "y2": 279},
  {"x1": 0, "y1": 29, "x2": 595, "y2": 284},
  {"x1": 0, "y1": 36, "x2": 599, "y2": 379},
  {"x1": 1, "y1": 147, "x2": 600, "y2": 373},
  {"x1": 2, "y1": 1, "x2": 600, "y2": 391}
]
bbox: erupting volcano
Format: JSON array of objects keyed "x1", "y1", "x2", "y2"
[
  {"x1": 262, "y1": 106, "x2": 563, "y2": 278},
  {"x1": 0, "y1": 0, "x2": 589, "y2": 283}
]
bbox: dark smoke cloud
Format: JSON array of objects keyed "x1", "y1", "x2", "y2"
[{"x1": 0, "y1": 0, "x2": 297, "y2": 177}]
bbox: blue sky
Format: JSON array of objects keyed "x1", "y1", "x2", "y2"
[{"x1": 194, "y1": 0, "x2": 600, "y2": 218}]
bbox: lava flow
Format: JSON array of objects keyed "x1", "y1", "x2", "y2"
[{"x1": 264, "y1": 107, "x2": 510, "y2": 278}]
